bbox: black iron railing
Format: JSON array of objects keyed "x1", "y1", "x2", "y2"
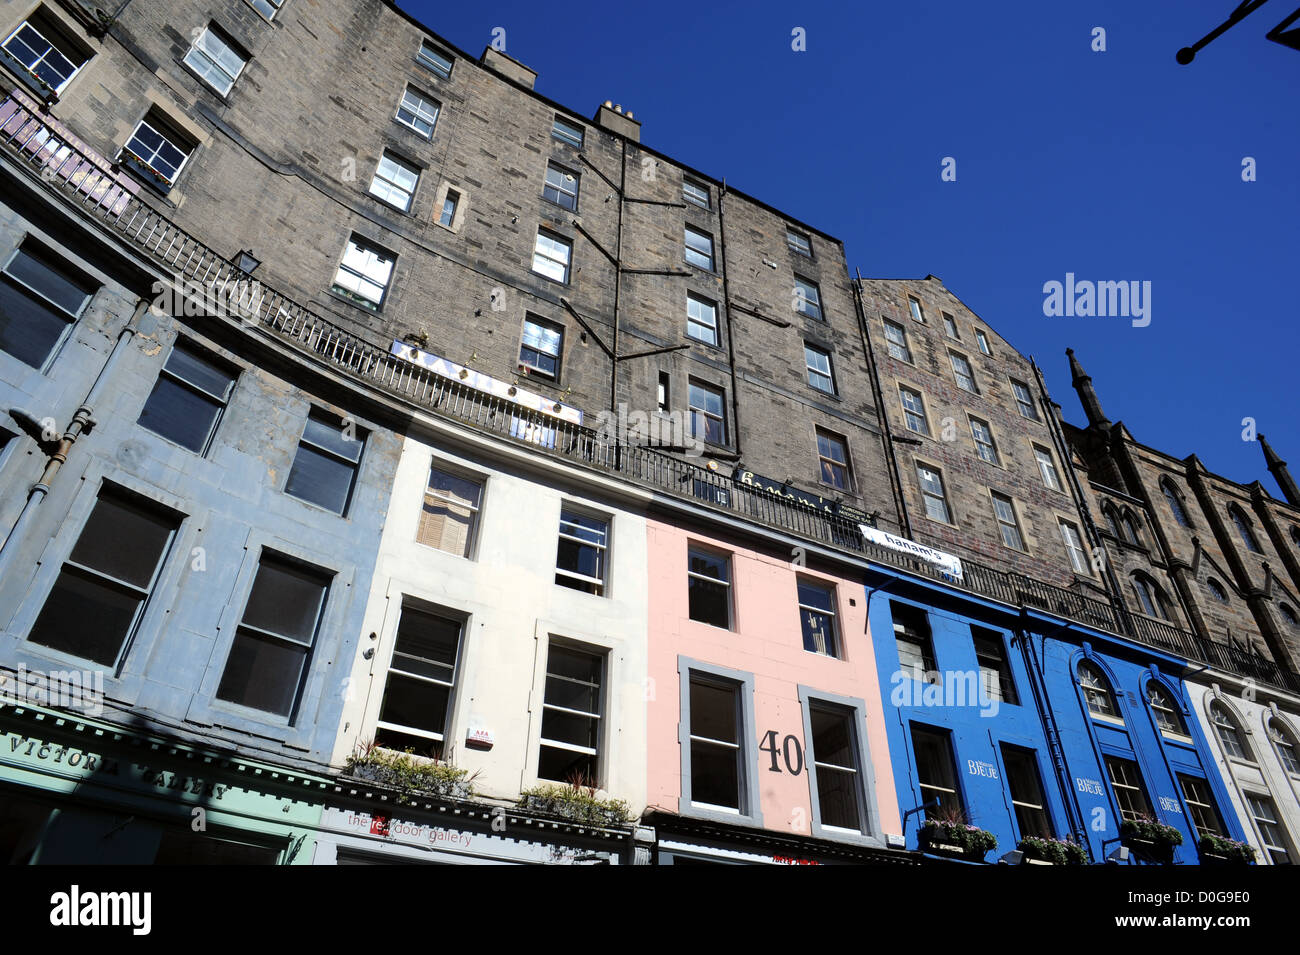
[{"x1": 4, "y1": 89, "x2": 1296, "y2": 695}]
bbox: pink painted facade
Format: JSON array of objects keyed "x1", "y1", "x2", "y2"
[{"x1": 645, "y1": 519, "x2": 901, "y2": 842}]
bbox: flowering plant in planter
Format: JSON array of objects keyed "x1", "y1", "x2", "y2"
[
  {"x1": 518, "y1": 780, "x2": 631, "y2": 828},
  {"x1": 343, "y1": 740, "x2": 476, "y2": 804},
  {"x1": 1197, "y1": 834, "x2": 1255, "y2": 864},
  {"x1": 1017, "y1": 835, "x2": 1089, "y2": 865},
  {"x1": 917, "y1": 817, "x2": 998, "y2": 859},
  {"x1": 1120, "y1": 817, "x2": 1183, "y2": 862}
]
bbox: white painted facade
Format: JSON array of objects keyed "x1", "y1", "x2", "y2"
[
  {"x1": 1186, "y1": 677, "x2": 1300, "y2": 865},
  {"x1": 332, "y1": 428, "x2": 650, "y2": 815}
]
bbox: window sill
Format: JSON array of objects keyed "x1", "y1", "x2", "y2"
[
  {"x1": 367, "y1": 192, "x2": 416, "y2": 217},
  {"x1": 178, "y1": 59, "x2": 236, "y2": 103},
  {"x1": 282, "y1": 487, "x2": 351, "y2": 521},
  {"x1": 686, "y1": 617, "x2": 732, "y2": 632},
  {"x1": 118, "y1": 152, "x2": 177, "y2": 198},
  {"x1": 393, "y1": 119, "x2": 434, "y2": 142},
  {"x1": 683, "y1": 260, "x2": 718, "y2": 276},
  {"x1": 1090, "y1": 713, "x2": 1126, "y2": 727},
  {"x1": 921, "y1": 514, "x2": 959, "y2": 530},
  {"x1": 530, "y1": 270, "x2": 570, "y2": 288},
  {"x1": 326, "y1": 287, "x2": 384, "y2": 314}
]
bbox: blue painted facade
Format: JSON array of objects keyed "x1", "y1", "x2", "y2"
[
  {"x1": 868, "y1": 563, "x2": 1251, "y2": 864},
  {"x1": 0, "y1": 192, "x2": 400, "y2": 769}
]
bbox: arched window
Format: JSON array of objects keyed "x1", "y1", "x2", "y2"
[
  {"x1": 1230, "y1": 506, "x2": 1261, "y2": 553},
  {"x1": 1132, "y1": 574, "x2": 1170, "y2": 620},
  {"x1": 1121, "y1": 512, "x2": 1142, "y2": 546},
  {"x1": 1209, "y1": 702, "x2": 1251, "y2": 761},
  {"x1": 1291, "y1": 526, "x2": 1300, "y2": 552},
  {"x1": 1078, "y1": 661, "x2": 1121, "y2": 721},
  {"x1": 1281, "y1": 603, "x2": 1298, "y2": 627},
  {"x1": 1269, "y1": 719, "x2": 1300, "y2": 775},
  {"x1": 1103, "y1": 505, "x2": 1122, "y2": 540},
  {"x1": 1162, "y1": 479, "x2": 1191, "y2": 528},
  {"x1": 1146, "y1": 682, "x2": 1186, "y2": 737},
  {"x1": 1207, "y1": 579, "x2": 1228, "y2": 603}
]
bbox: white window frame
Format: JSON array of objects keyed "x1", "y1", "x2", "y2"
[
  {"x1": 331, "y1": 236, "x2": 395, "y2": 309},
  {"x1": 1034, "y1": 445, "x2": 1063, "y2": 491},
  {"x1": 686, "y1": 545, "x2": 732, "y2": 630},
  {"x1": 121, "y1": 116, "x2": 193, "y2": 187},
  {"x1": 907, "y1": 295, "x2": 925, "y2": 323},
  {"x1": 684, "y1": 225, "x2": 714, "y2": 271},
  {"x1": 942, "y1": 312, "x2": 960, "y2": 340},
  {"x1": 969, "y1": 416, "x2": 999, "y2": 465},
  {"x1": 682, "y1": 177, "x2": 710, "y2": 209},
  {"x1": 804, "y1": 342, "x2": 835, "y2": 394},
  {"x1": 183, "y1": 24, "x2": 246, "y2": 97},
  {"x1": 688, "y1": 380, "x2": 726, "y2": 446},
  {"x1": 917, "y1": 463, "x2": 950, "y2": 523},
  {"x1": 899, "y1": 386, "x2": 929, "y2": 436},
  {"x1": 975, "y1": 329, "x2": 991, "y2": 355},
  {"x1": 794, "y1": 276, "x2": 823, "y2": 320},
  {"x1": 1059, "y1": 520, "x2": 1089, "y2": 575},
  {"x1": 368, "y1": 152, "x2": 420, "y2": 212},
  {"x1": 418, "y1": 462, "x2": 484, "y2": 559},
  {"x1": 555, "y1": 507, "x2": 609, "y2": 595},
  {"x1": 532, "y1": 230, "x2": 572, "y2": 284},
  {"x1": 2, "y1": 13, "x2": 87, "y2": 95},
  {"x1": 817, "y1": 428, "x2": 852, "y2": 491},
  {"x1": 1011, "y1": 379, "x2": 1039, "y2": 420},
  {"x1": 883, "y1": 319, "x2": 912, "y2": 362},
  {"x1": 372, "y1": 602, "x2": 464, "y2": 757},
  {"x1": 787, "y1": 229, "x2": 812, "y2": 258},
  {"x1": 686, "y1": 292, "x2": 718, "y2": 346},
  {"x1": 552, "y1": 115, "x2": 584, "y2": 148},
  {"x1": 416, "y1": 39, "x2": 453, "y2": 78},
  {"x1": 949, "y1": 350, "x2": 979, "y2": 394},
  {"x1": 537, "y1": 641, "x2": 605, "y2": 785},
  {"x1": 543, "y1": 161, "x2": 580, "y2": 210},
  {"x1": 395, "y1": 86, "x2": 440, "y2": 139}
]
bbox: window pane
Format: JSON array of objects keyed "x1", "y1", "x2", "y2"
[
  {"x1": 69, "y1": 493, "x2": 175, "y2": 588},
  {"x1": 5, "y1": 247, "x2": 92, "y2": 315},
  {"x1": 240, "y1": 559, "x2": 326, "y2": 644},
  {"x1": 0, "y1": 279, "x2": 70, "y2": 368},
  {"x1": 138, "y1": 374, "x2": 222, "y2": 453},
  {"x1": 811, "y1": 707, "x2": 859, "y2": 829},
  {"x1": 690, "y1": 679, "x2": 737, "y2": 743},
  {"x1": 285, "y1": 443, "x2": 356, "y2": 513},
  {"x1": 690, "y1": 739, "x2": 740, "y2": 809},
  {"x1": 27, "y1": 565, "x2": 144, "y2": 665},
  {"x1": 216, "y1": 629, "x2": 308, "y2": 716}
]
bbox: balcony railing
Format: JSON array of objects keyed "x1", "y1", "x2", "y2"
[{"x1": 4, "y1": 89, "x2": 1298, "y2": 696}]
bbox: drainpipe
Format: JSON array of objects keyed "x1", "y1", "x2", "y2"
[
  {"x1": 716, "y1": 178, "x2": 742, "y2": 459},
  {"x1": 1031, "y1": 359, "x2": 1127, "y2": 622},
  {"x1": 854, "y1": 270, "x2": 910, "y2": 536},
  {"x1": 0, "y1": 303, "x2": 143, "y2": 576},
  {"x1": 1015, "y1": 617, "x2": 1090, "y2": 851}
]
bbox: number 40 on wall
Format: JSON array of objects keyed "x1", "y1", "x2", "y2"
[{"x1": 760, "y1": 730, "x2": 804, "y2": 775}]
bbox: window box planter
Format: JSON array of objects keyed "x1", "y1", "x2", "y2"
[
  {"x1": 518, "y1": 783, "x2": 631, "y2": 828},
  {"x1": 343, "y1": 743, "x2": 475, "y2": 804},
  {"x1": 917, "y1": 820, "x2": 997, "y2": 861},
  {"x1": 1120, "y1": 818, "x2": 1182, "y2": 864},
  {"x1": 1197, "y1": 835, "x2": 1255, "y2": 865},
  {"x1": 0, "y1": 48, "x2": 59, "y2": 102},
  {"x1": 1017, "y1": 836, "x2": 1089, "y2": 865},
  {"x1": 118, "y1": 148, "x2": 174, "y2": 195}
]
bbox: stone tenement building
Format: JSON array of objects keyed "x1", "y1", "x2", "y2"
[{"x1": 0, "y1": 0, "x2": 1297, "y2": 865}]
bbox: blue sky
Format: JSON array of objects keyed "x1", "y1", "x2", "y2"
[{"x1": 401, "y1": 0, "x2": 1300, "y2": 494}]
